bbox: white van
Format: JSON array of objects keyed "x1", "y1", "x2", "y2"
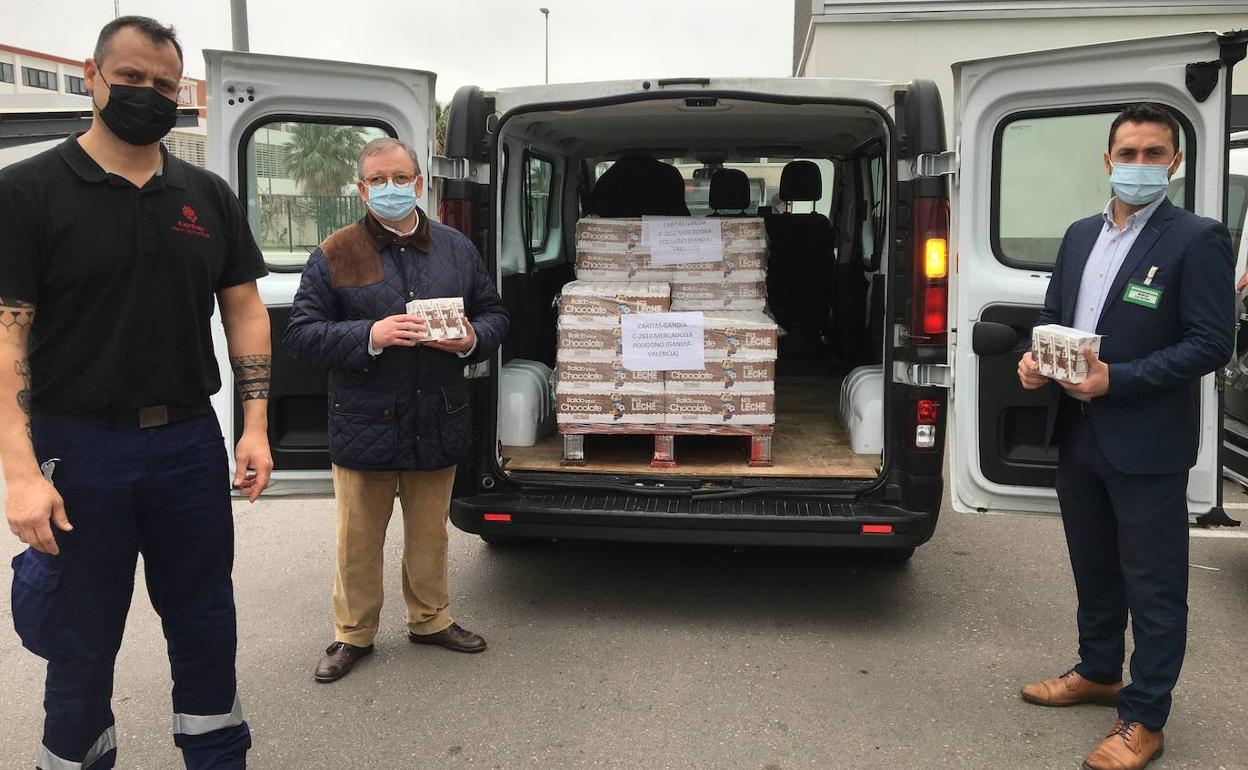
[{"x1": 205, "y1": 31, "x2": 1246, "y2": 557}]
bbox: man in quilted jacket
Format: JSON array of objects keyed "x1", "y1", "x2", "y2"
[{"x1": 284, "y1": 137, "x2": 508, "y2": 683}]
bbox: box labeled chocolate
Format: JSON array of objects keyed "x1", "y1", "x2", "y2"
[
  {"x1": 404, "y1": 297, "x2": 467, "y2": 340},
  {"x1": 555, "y1": 358, "x2": 664, "y2": 393},
  {"x1": 574, "y1": 249, "x2": 766, "y2": 283},
  {"x1": 1031, "y1": 324, "x2": 1103, "y2": 384},
  {"x1": 665, "y1": 357, "x2": 776, "y2": 393},
  {"x1": 670, "y1": 280, "x2": 767, "y2": 312},
  {"x1": 702, "y1": 311, "x2": 779, "y2": 359},
  {"x1": 557, "y1": 320, "x2": 623, "y2": 361},
  {"x1": 576, "y1": 217, "x2": 767, "y2": 252},
  {"x1": 666, "y1": 392, "x2": 775, "y2": 426},
  {"x1": 558, "y1": 281, "x2": 671, "y2": 324},
  {"x1": 556, "y1": 390, "x2": 666, "y2": 425}
]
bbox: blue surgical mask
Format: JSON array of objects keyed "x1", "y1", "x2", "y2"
[
  {"x1": 1110, "y1": 162, "x2": 1173, "y2": 206},
  {"x1": 365, "y1": 180, "x2": 418, "y2": 221}
]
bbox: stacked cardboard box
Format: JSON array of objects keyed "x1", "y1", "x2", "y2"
[
  {"x1": 575, "y1": 217, "x2": 768, "y2": 311},
  {"x1": 555, "y1": 281, "x2": 670, "y2": 428}
]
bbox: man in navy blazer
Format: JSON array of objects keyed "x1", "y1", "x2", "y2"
[{"x1": 1016, "y1": 104, "x2": 1234, "y2": 770}]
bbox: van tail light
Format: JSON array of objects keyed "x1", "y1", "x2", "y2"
[
  {"x1": 483, "y1": 512, "x2": 512, "y2": 523},
  {"x1": 913, "y1": 398, "x2": 939, "y2": 450},
  {"x1": 911, "y1": 197, "x2": 950, "y2": 345},
  {"x1": 439, "y1": 199, "x2": 475, "y2": 240},
  {"x1": 862, "y1": 524, "x2": 893, "y2": 535}
]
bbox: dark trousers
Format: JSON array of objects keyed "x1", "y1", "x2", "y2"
[
  {"x1": 10, "y1": 412, "x2": 250, "y2": 769},
  {"x1": 1055, "y1": 400, "x2": 1189, "y2": 731}
]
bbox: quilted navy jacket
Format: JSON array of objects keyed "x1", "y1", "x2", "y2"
[{"x1": 283, "y1": 210, "x2": 508, "y2": 471}]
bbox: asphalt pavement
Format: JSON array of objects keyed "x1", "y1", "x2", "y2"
[{"x1": 1, "y1": 477, "x2": 1246, "y2": 769}]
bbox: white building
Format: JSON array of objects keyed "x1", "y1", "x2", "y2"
[{"x1": 794, "y1": 0, "x2": 1248, "y2": 127}]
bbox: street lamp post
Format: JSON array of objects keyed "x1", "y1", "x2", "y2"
[{"x1": 540, "y1": 7, "x2": 549, "y2": 84}]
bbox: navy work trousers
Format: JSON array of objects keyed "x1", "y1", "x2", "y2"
[
  {"x1": 1055, "y1": 401, "x2": 1190, "y2": 731},
  {"x1": 10, "y1": 412, "x2": 250, "y2": 769}
]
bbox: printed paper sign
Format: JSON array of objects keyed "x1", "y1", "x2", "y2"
[
  {"x1": 642, "y1": 217, "x2": 724, "y2": 266},
  {"x1": 621, "y1": 312, "x2": 706, "y2": 371}
]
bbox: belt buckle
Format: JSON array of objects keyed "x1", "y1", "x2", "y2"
[{"x1": 139, "y1": 405, "x2": 169, "y2": 428}]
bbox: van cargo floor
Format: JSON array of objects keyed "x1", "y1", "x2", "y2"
[{"x1": 502, "y1": 376, "x2": 880, "y2": 478}]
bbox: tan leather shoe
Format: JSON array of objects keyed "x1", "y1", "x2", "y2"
[
  {"x1": 1020, "y1": 669, "x2": 1122, "y2": 707},
  {"x1": 1082, "y1": 719, "x2": 1164, "y2": 770}
]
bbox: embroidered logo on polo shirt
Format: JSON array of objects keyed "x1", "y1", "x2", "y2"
[{"x1": 172, "y1": 205, "x2": 210, "y2": 239}]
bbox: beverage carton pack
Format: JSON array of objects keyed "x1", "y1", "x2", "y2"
[
  {"x1": 575, "y1": 217, "x2": 767, "y2": 252},
  {"x1": 701, "y1": 311, "x2": 779, "y2": 359},
  {"x1": 574, "y1": 248, "x2": 766, "y2": 283},
  {"x1": 404, "y1": 297, "x2": 467, "y2": 340},
  {"x1": 670, "y1": 280, "x2": 768, "y2": 312},
  {"x1": 665, "y1": 356, "x2": 776, "y2": 393},
  {"x1": 666, "y1": 392, "x2": 776, "y2": 426},
  {"x1": 558, "y1": 281, "x2": 671, "y2": 323},
  {"x1": 554, "y1": 358, "x2": 664, "y2": 393},
  {"x1": 1032, "y1": 324, "x2": 1104, "y2": 384},
  {"x1": 556, "y1": 390, "x2": 666, "y2": 425},
  {"x1": 557, "y1": 320, "x2": 623, "y2": 361}
]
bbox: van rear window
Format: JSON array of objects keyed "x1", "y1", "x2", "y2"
[{"x1": 992, "y1": 109, "x2": 1190, "y2": 270}]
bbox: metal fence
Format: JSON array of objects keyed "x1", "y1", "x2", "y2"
[{"x1": 257, "y1": 194, "x2": 366, "y2": 254}]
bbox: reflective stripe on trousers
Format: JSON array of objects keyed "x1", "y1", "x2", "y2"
[
  {"x1": 173, "y1": 695, "x2": 245, "y2": 736},
  {"x1": 37, "y1": 726, "x2": 116, "y2": 770}
]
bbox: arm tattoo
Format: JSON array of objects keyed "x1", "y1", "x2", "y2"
[
  {"x1": 0, "y1": 295, "x2": 34, "y2": 331},
  {"x1": 230, "y1": 355, "x2": 272, "y2": 401},
  {"x1": 16, "y1": 359, "x2": 31, "y2": 440}
]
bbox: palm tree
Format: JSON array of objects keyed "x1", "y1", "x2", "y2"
[
  {"x1": 436, "y1": 101, "x2": 450, "y2": 155},
  {"x1": 284, "y1": 123, "x2": 367, "y2": 196}
]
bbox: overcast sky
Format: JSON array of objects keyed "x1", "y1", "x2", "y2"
[{"x1": 6, "y1": 0, "x2": 796, "y2": 100}]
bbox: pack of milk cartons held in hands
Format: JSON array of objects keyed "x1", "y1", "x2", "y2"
[
  {"x1": 405, "y1": 297, "x2": 468, "y2": 340},
  {"x1": 574, "y1": 216, "x2": 768, "y2": 311},
  {"x1": 1032, "y1": 324, "x2": 1104, "y2": 384}
]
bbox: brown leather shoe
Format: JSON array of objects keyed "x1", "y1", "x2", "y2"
[
  {"x1": 1082, "y1": 719, "x2": 1164, "y2": 770},
  {"x1": 408, "y1": 623, "x2": 487, "y2": 653},
  {"x1": 314, "y1": 641, "x2": 374, "y2": 683},
  {"x1": 1020, "y1": 669, "x2": 1122, "y2": 707}
]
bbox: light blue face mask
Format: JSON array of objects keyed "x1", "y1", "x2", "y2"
[
  {"x1": 1110, "y1": 162, "x2": 1174, "y2": 206},
  {"x1": 366, "y1": 180, "x2": 418, "y2": 221}
]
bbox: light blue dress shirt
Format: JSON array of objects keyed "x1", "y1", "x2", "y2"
[{"x1": 1071, "y1": 195, "x2": 1167, "y2": 334}]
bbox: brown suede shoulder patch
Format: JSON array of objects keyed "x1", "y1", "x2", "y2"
[{"x1": 321, "y1": 223, "x2": 384, "y2": 288}]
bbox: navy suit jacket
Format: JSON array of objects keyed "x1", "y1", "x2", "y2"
[{"x1": 1036, "y1": 198, "x2": 1235, "y2": 475}]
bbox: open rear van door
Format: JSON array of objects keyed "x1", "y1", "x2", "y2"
[
  {"x1": 204, "y1": 50, "x2": 435, "y2": 493},
  {"x1": 950, "y1": 32, "x2": 1244, "y2": 515}
]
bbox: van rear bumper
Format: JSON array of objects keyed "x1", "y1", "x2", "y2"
[{"x1": 450, "y1": 492, "x2": 937, "y2": 548}]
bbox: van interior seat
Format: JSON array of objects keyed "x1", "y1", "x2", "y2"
[
  {"x1": 765, "y1": 160, "x2": 836, "y2": 352},
  {"x1": 589, "y1": 153, "x2": 690, "y2": 217},
  {"x1": 707, "y1": 168, "x2": 750, "y2": 217}
]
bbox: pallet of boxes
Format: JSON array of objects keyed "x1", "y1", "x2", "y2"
[{"x1": 555, "y1": 216, "x2": 778, "y2": 468}]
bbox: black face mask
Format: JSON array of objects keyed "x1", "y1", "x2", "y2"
[{"x1": 95, "y1": 76, "x2": 178, "y2": 146}]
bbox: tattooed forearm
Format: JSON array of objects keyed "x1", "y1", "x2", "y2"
[
  {"x1": 15, "y1": 359, "x2": 31, "y2": 439},
  {"x1": 0, "y1": 296, "x2": 34, "y2": 331},
  {"x1": 230, "y1": 355, "x2": 271, "y2": 401}
]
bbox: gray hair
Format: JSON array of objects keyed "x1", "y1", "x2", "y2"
[{"x1": 357, "y1": 137, "x2": 422, "y2": 179}]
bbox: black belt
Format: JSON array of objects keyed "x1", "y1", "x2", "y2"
[{"x1": 33, "y1": 401, "x2": 213, "y2": 429}]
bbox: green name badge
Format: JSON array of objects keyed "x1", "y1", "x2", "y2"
[{"x1": 1124, "y1": 282, "x2": 1162, "y2": 309}]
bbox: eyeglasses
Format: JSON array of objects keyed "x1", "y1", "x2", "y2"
[{"x1": 363, "y1": 174, "x2": 418, "y2": 188}]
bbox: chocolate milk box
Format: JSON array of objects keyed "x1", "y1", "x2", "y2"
[
  {"x1": 665, "y1": 357, "x2": 776, "y2": 394},
  {"x1": 666, "y1": 392, "x2": 776, "y2": 426},
  {"x1": 404, "y1": 297, "x2": 466, "y2": 340},
  {"x1": 556, "y1": 390, "x2": 666, "y2": 426},
  {"x1": 1031, "y1": 324, "x2": 1103, "y2": 384},
  {"x1": 575, "y1": 217, "x2": 767, "y2": 252},
  {"x1": 555, "y1": 358, "x2": 664, "y2": 393},
  {"x1": 670, "y1": 280, "x2": 768, "y2": 312},
  {"x1": 558, "y1": 281, "x2": 671, "y2": 324},
  {"x1": 701, "y1": 311, "x2": 779, "y2": 359},
  {"x1": 575, "y1": 249, "x2": 767, "y2": 282},
  {"x1": 556, "y1": 320, "x2": 623, "y2": 361}
]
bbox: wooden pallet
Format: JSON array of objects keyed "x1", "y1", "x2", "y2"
[{"x1": 558, "y1": 425, "x2": 774, "y2": 469}]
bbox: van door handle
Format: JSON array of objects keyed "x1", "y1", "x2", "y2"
[{"x1": 971, "y1": 321, "x2": 1027, "y2": 356}]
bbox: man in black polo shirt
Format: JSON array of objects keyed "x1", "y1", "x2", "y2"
[{"x1": 0, "y1": 17, "x2": 271, "y2": 770}]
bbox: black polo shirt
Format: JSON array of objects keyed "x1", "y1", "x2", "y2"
[{"x1": 0, "y1": 135, "x2": 267, "y2": 417}]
